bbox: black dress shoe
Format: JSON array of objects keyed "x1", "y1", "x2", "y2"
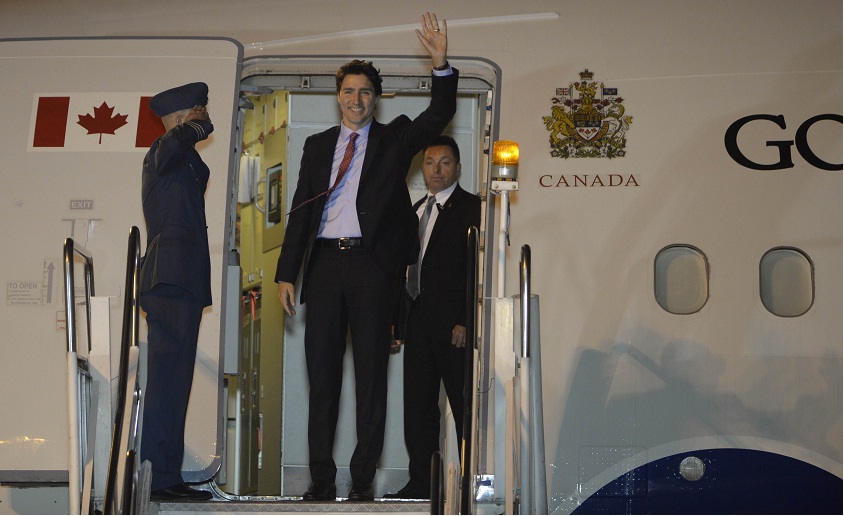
[
  {"x1": 302, "y1": 480, "x2": 337, "y2": 501},
  {"x1": 150, "y1": 483, "x2": 213, "y2": 501},
  {"x1": 382, "y1": 482, "x2": 430, "y2": 500},
  {"x1": 347, "y1": 482, "x2": 374, "y2": 502}
]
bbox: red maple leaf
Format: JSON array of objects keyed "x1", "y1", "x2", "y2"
[{"x1": 76, "y1": 102, "x2": 128, "y2": 144}]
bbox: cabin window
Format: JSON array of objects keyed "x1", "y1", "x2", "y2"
[
  {"x1": 759, "y1": 247, "x2": 814, "y2": 317},
  {"x1": 654, "y1": 245, "x2": 709, "y2": 315}
]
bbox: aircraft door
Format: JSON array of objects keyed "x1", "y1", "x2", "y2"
[
  {"x1": 237, "y1": 56, "x2": 497, "y2": 495},
  {"x1": 0, "y1": 37, "x2": 242, "y2": 485}
]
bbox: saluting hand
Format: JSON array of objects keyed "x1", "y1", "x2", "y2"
[
  {"x1": 185, "y1": 105, "x2": 210, "y2": 123},
  {"x1": 416, "y1": 12, "x2": 448, "y2": 69}
]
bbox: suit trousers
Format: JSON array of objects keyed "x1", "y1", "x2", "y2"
[
  {"x1": 140, "y1": 283, "x2": 204, "y2": 491},
  {"x1": 402, "y1": 298, "x2": 466, "y2": 489},
  {"x1": 303, "y1": 246, "x2": 395, "y2": 485}
]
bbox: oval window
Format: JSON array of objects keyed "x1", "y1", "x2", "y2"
[
  {"x1": 654, "y1": 245, "x2": 709, "y2": 315},
  {"x1": 760, "y1": 247, "x2": 814, "y2": 317}
]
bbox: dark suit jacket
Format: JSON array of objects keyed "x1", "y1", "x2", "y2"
[
  {"x1": 275, "y1": 70, "x2": 459, "y2": 302},
  {"x1": 403, "y1": 184, "x2": 481, "y2": 342},
  {"x1": 139, "y1": 119, "x2": 214, "y2": 307}
]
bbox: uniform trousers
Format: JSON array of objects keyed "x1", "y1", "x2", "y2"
[
  {"x1": 139, "y1": 283, "x2": 204, "y2": 491},
  {"x1": 303, "y1": 246, "x2": 396, "y2": 485}
]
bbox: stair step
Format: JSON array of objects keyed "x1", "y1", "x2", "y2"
[{"x1": 153, "y1": 499, "x2": 430, "y2": 514}]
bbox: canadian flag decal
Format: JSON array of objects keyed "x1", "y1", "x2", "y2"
[
  {"x1": 30, "y1": 93, "x2": 165, "y2": 151},
  {"x1": 32, "y1": 97, "x2": 70, "y2": 147},
  {"x1": 76, "y1": 102, "x2": 128, "y2": 144}
]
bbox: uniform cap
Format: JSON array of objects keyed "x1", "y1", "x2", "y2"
[{"x1": 149, "y1": 82, "x2": 208, "y2": 117}]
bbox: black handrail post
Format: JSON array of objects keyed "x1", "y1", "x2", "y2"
[
  {"x1": 64, "y1": 238, "x2": 76, "y2": 353},
  {"x1": 518, "y1": 245, "x2": 531, "y2": 513},
  {"x1": 459, "y1": 226, "x2": 480, "y2": 514},
  {"x1": 520, "y1": 246, "x2": 529, "y2": 359},
  {"x1": 104, "y1": 226, "x2": 141, "y2": 514},
  {"x1": 63, "y1": 237, "x2": 95, "y2": 514},
  {"x1": 64, "y1": 237, "x2": 96, "y2": 354}
]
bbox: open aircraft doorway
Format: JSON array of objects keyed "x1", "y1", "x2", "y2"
[{"x1": 223, "y1": 56, "x2": 499, "y2": 498}]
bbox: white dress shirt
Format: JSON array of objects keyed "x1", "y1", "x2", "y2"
[
  {"x1": 317, "y1": 65, "x2": 451, "y2": 239},
  {"x1": 417, "y1": 181, "x2": 458, "y2": 263},
  {"x1": 317, "y1": 123, "x2": 371, "y2": 238}
]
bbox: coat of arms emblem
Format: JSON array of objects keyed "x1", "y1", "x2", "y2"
[{"x1": 542, "y1": 69, "x2": 632, "y2": 158}]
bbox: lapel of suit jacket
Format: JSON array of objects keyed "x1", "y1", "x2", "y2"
[
  {"x1": 315, "y1": 126, "x2": 342, "y2": 192},
  {"x1": 427, "y1": 184, "x2": 464, "y2": 250},
  {"x1": 412, "y1": 194, "x2": 426, "y2": 211},
  {"x1": 359, "y1": 120, "x2": 382, "y2": 184}
]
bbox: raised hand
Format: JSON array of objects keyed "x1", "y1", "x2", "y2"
[{"x1": 415, "y1": 12, "x2": 447, "y2": 68}]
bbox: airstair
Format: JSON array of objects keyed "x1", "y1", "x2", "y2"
[{"x1": 64, "y1": 226, "x2": 546, "y2": 514}]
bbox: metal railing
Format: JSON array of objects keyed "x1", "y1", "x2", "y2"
[
  {"x1": 64, "y1": 239, "x2": 95, "y2": 355},
  {"x1": 456, "y1": 226, "x2": 481, "y2": 514},
  {"x1": 517, "y1": 244, "x2": 547, "y2": 515},
  {"x1": 63, "y1": 237, "x2": 95, "y2": 514},
  {"x1": 103, "y1": 226, "x2": 142, "y2": 514}
]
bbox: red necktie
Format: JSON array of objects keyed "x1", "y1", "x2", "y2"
[
  {"x1": 288, "y1": 132, "x2": 358, "y2": 215},
  {"x1": 326, "y1": 132, "x2": 358, "y2": 196}
]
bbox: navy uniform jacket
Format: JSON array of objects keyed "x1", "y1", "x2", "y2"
[
  {"x1": 140, "y1": 119, "x2": 214, "y2": 307},
  {"x1": 275, "y1": 70, "x2": 459, "y2": 302}
]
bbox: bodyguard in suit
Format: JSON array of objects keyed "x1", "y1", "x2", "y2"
[
  {"x1": 275, "y1": 12, "x2": 458, "y2": 502},
  {"x1": 139, "y1": 82, "x2": 214, "y2": 501},
  {"x1": 385, "y1": 135, "x2": 482, "y2": 500}
]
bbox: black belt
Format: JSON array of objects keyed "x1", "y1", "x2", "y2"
[{"x1": 315, "y1": 237, "x2": 363, "y2": 250}]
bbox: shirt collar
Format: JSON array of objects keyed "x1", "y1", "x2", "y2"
[
  {"x1": 339, "y1": 121, "x2": 372, "y2": 141},
  {"x1": 429, "y1": 181, "x2": 458, "y2": 205}
]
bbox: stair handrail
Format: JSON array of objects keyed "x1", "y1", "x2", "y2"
[
  {"x1": 517, "y1": 245, "x2": 531, "y2": 513},
  {"x1": 458, "y1": 226, "x2": 480, "y2": 514},
  {"x1": 103, "y1": 226, "x2": 142, "y2": 514},
  {"x1": 63, "y1": 237, "x2": 95, "y2": 515},
  {"x1": 518, "y1": 244, "x2": 548, "y2": 514},
  {"x1": 519, "y1": 245, "x2": 529, "y2": 359},
  {"x1": 64, "y1": 237, "x2": 95, "y2": 355}
]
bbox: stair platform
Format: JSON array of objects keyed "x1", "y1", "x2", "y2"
[{"x1": 152, "y1": 498, "x2": 430, "y2": 514}]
